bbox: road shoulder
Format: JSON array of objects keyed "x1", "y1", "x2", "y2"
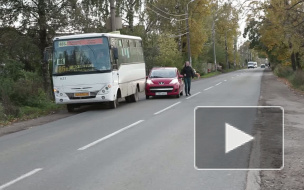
[
  {"x1": 0, "y1": 110, "x2": 72, "y2": 137},
  {"x1": 247, "y1": 69, "x2": 304, "y2": 189}
]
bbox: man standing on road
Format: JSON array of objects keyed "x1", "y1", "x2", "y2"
[{"x1": 181, "y1": 61, "x2": 195, "y2": 96}]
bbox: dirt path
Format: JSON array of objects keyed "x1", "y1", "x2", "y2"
[{"x1": 258, "y1": 69, "x2": 304, "y2": 189}]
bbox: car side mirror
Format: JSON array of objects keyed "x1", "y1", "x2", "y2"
[{"x1": 146, "y1": 76, "x2": 148, "y2": 79}]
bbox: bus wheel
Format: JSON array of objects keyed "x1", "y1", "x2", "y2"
[
  {"x1": 67, "y1": 104, "x2": 75, "y2": 112},
  {"x1": 131, "y1": 88, "x2": 139, "y2": 102},
  {"x1": 125, "y1": 96, "x2": 131, "y2": 103},
  {"x1": 110, "y1": 96, "x2": 119, "y2": 109}
]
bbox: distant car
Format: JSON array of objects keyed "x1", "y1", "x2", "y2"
[
  {"x1": 145, "y1": 67, "x2": 184, "y2": 99},
  {"x1": 253, "y1": 62, "x2": 258, "y2": 68},
  {"x1": 248, "y1": 63, "x2": 255, "y2": 69},
  {"x1": 261, "y1": 64, "x2": 265, "y2": 68}
]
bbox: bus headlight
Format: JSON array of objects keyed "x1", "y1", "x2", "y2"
[
  {"x1": 98, "y1": 85, "x2": 111, "y2": 95},
  {"x1": 54, "y1": 88, "x2": 59, "y2": 93}
]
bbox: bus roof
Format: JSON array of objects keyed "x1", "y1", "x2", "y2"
[{"x1": 53, "y1": 33, "x2": 142, "y2": 41}]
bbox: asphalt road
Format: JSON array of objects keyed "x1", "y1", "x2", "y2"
[{"x1": 0, "y1": 68, "x2": 263, "y2": 190}]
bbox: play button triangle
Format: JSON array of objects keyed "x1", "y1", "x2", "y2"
[{"x1": 225, "y1": 123, "x2": 254, "y2": 154}]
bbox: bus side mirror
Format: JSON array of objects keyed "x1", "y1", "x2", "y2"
[
  {"x1": 43, "y1": 47, "x2": 53, "y2": 64},
  {"x1": 113, "y1": 48, "x2": 119, "y2": 60},
  {"x1": 43, "y1": 50, "x2": 48, "y2": 64}
]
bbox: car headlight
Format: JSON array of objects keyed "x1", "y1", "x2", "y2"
[
  {"x1": 146, "y1": 79, "x2": 154, "y2": 85},
  {"x1": 169, "y1": 79, "x2": 178, "y2": 84}
]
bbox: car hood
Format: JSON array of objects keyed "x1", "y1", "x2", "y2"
[{"x1": 148, "y1": 78, "x2": 176, "y2": 85}]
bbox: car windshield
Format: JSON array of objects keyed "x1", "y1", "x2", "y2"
[{"x1": 150, "y1": 69, "x2": 176, "y2": 78}]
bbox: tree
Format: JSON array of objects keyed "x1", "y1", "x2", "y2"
[
  {"x1": 116, "y1": 0, "x2": 143, "y2": 31},
  {"x1": 0, "y1": 27, "x2": 40, "y2": 71},
  {"x1": 244, "y1": 0, "x2": 304, "y2": 71},
  {"x1": 0, "y1": 0, "x2": 76, "y2": 92},
  {"x1": 154, "y1": 34, "x2": 183, "y2": 69}
]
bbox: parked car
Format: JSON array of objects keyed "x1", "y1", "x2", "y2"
[
  {"x1": 145, "y1": 67, "x2": 184, "y2": 99},
  {"x1": 261, "y1": 64, "x2": 265, "y2": 68},
  {"x1": 248, "y1": 62, "x2": 255, "y2": 69}
]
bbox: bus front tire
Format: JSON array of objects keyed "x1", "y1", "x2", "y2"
[
  {"x1": 125, "y1": 96, "x2": 131, "y2": 103},
  {"x1": 67, "y1": 104, "x2": 75, "y2": 112},
  {"x1": 110, "y1": 96, "x2": 119, "y2": 109}
]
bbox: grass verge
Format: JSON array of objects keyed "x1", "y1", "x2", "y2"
[
  {"x1": 274, "y1": 65, "x2": 304, "y2": 92},
  {"x1": 200, "y1": 71, "x2": 222, "y2": 78},
  {"x1": 0, "y1": 102, "x2": 64, "y2": 127}
]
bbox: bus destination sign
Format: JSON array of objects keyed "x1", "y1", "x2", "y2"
[{"x1": 59, "y1": 38, "x2": 103, "y2": 47}]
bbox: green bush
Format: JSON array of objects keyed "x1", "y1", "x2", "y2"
[
  {"x1": 10, "y1": 71, "x2": 46, "y2": 107},
  {"x1": 274, "y1": 65, "x2": 293, "y2": 78},
  {"x1": 0, "y1": 60, "x2": 54, "y2": 120},
  {"x1": 0, "y1": 59, "x2": 24, "y2": 81},
  {"x1": 0, "y1": 103, "x2": 5, "y2": 121},
  {"x1": 290, "y1": 71, "x2": 304, "y2": 88}
]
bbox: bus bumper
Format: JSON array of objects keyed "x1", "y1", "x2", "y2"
[{"x1": 54, "y1": 93, "x2": 115, "y2": 104}]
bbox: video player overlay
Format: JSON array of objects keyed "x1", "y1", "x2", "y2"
[{"x1": 195, "y1": 107, "x2": 283, "y2": 170}]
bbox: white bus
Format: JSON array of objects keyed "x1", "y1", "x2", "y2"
[{"x1": 50, "y1": 33, "x2": 146, "y2": 112}]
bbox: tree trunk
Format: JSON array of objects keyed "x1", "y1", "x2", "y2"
[
  {"x1": 296, "y1": 52, "x2": 302, "y2": 70},
  {"x1": 291, "y1": 52, "x2": 297, "y2": 71},
  {"x1": 38, "y1": 0, "x2": 51, "y2": 97},
  {"x1": 128, "y1": 1, "x2": 134, "y2": 32}
]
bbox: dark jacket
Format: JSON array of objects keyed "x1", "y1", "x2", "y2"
[{"x1": 181, "y1": 66, "x2": 194, "y2": 78}]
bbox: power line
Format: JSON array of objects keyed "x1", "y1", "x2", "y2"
[
  {"x1": 146, "y1": 6, "x2": 188, "y2": 22},
  {"x1": 147, "y1": 2, "x2": 187, "y2": 17},
  {"x1": 169, "y1": 32, "x2": 189, "y2": 38}
]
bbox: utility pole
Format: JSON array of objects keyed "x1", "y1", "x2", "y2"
[
  {"x1": 185, "y1": 0, "x2": 197, "y2": 65},
  {"x1": 212, "y1": 0, "x2": 218, "y2": 71},
  {"x1": 110, "y1": 0, "x2": 116, "y2": 31},
  {"x1": 225, "y1": 30, "x2": 228, "y2": 69},
  {"x1": 186, "y1": 6, "x2": 191, "y2": 64},
  {"x1": 234, "y1": 37, "x2": 237, "y2": 69},
  {"x1": 212, "y1": 17, "x2": 217, "y2": 71},
  {"x1": 175, "y1": 3, "x2": 182, "y2": 52}
]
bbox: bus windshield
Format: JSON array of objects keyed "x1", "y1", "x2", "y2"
[{"x1": 53, "y1": 37, "x2": 111, "y2": 75}]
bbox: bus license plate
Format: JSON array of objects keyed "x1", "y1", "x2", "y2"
[
  {"x1": 74, "y1": 92, "x2": 90, "y2": 97},
  {"x1": 156, "y1": 92, "x2": 167, "y2": 95}
]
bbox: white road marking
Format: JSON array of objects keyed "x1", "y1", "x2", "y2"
[
  {"x1": 204, "y1": 86, "x2": 214, "y2": 91},
  {"x1": 78, "y1": 120, "x2": 144, "y2": 151},
  {"x1": 186, "y1": 92, "x2": 201, "y2": 100},
  {"x1": 0, "y1": 168, "x2": 43, "y2": 190},
  {"x1": 215, "y1": 82, "x2": 222, "y2": 86},
  {"x1": 224, "y1": 80, "x2": 227, "y2": 82},
  {"x1": 154, "y1": 102, "x2": 181, "y2": 115}
]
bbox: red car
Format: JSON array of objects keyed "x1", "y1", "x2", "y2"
[{"x1": 145, "y1": 67, "x2": 184, "y2": 99}]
